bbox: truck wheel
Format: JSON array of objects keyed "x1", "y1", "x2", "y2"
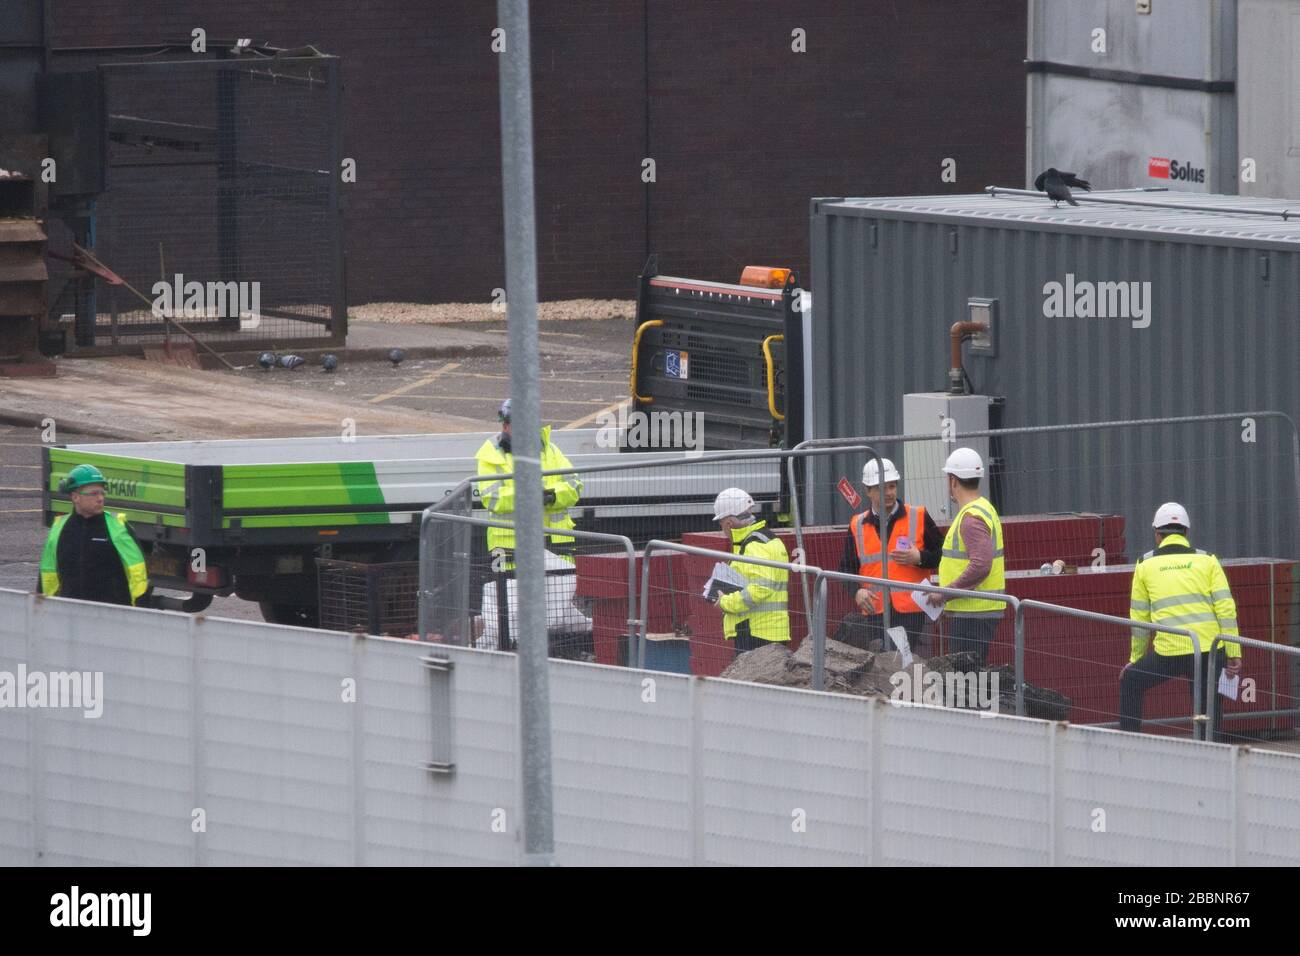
[
  {"x1": 181, "y1": 593, "x2": 214, "y2": 613},
  {"x1": 258, "y1": 602, "x2": 320, "y2": 628}
]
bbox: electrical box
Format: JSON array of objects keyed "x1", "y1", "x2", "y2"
[{"x1": 901, "y1": 393, "x2": 994, "y2": 522}]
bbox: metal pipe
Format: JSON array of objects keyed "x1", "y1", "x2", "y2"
[
  {"x1": 810, "y1": 575, "x2": 827, "y2": 691},
  {"x1": 1014, "y1": 605, "x2": 1025, "y2": 716},
  {"x1": 496, "y1": 0, "x2": 553, "y2": 867},
  {"x1": 948, "y1": 321, "x2": 987, "y2": 395},
  {"x1": 793, "y1": 410, "x2": 1298, "y2": 451}
]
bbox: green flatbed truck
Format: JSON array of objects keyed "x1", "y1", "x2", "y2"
[{"x1": 41, "y1": 430, "x2": 782, "y2": 626}]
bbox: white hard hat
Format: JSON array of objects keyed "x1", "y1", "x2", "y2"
[
  {"x1": 862, "y1": 457, "x2": 900, "y2": 485},
  {"x1": 1152, "y1": 501, "x2": 1190, "y2": 530},
  {"x1": 712, "y1": 487, "x2": 756, "y2": 522},
  {"x1": 941, "y1": 447, "x2": 984, "y2": 480}
]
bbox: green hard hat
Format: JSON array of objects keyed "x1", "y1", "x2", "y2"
[{"x1": 60, "y1": 463, "x2": 107, "y2": 493}]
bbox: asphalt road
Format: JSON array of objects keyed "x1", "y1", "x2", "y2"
[{"x1": 236, "y1": 318, "x2": 634, "y2": 429}]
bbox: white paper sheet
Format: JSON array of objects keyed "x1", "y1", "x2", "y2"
[
  {"x1": 912, "y1": 590, "x2": 943, "y2": 622},
  {"x1": 886, "y1": 626, "x2": 914, "y2": 668}
]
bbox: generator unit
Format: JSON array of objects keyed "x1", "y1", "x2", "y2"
[{"x1": 629, "y1": 255, "x2": 805, "y2": 450}]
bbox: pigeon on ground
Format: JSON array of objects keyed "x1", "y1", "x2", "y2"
[
  {"x1": 388, "y1": 348, "x2": 406, "y2": 368},
  {"x1": 258, "y1": 352, "x2": 277, "y2": 370},
  {"x1": 279, "y1": 354, "x2": 305, "y2": 370},
  {"x1": 1034, "y1": 168, "x2": 1092, "y2": 207},
  {"x1": 322, "y1": 354, "x2": 338, "y2": 372}
]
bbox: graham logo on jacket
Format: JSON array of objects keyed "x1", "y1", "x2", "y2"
[
  {"x1": 1148, "y1": 156, "x2": 1205, "y2": 183},
  {"x1": 1159, "y1": 561, "x2": 1194, "y2": 571}
]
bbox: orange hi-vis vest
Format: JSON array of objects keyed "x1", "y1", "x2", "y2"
[{"x1": 849, "y1": 504, "x2": 930, "y2": 614}]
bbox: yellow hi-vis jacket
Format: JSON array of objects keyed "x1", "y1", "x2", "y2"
[
  {"x1": 39, "y1": 511, "x2": 149, "y2": 606},
  {"x1": 475, "y1": 425, "x2": 582, "y2": 561},
  {"x1": 937, "y1": 496, "x2": 1006, "y2": 617},
  {"x1": 717, "y1": 519, "x2": 791, "y2": 642},
  {"x1": 1128, "y1": 533, "x2": 1243, "y2": 662}
]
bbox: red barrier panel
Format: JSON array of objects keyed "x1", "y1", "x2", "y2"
[
  {"x1": 983, "y1": 559, "x2": 1298, "y2": 734},
  {"x1": 575, "y1": 550, "x2": 688, "y2": 666}
]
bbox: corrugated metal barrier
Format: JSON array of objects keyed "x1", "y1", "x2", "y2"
[{"x1": 1, "y1": 588, "x2": 1297, "y2": 866}]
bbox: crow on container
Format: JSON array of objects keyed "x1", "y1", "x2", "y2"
[{"x1": 1034, "y1": 168, "x2": 1091, "y2": 207}]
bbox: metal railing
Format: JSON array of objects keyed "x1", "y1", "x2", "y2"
[
  {"x1": 418, "y1": 442, "x2": 895, "y2": 649},
  {"x1": 635, "y1": 540, "x2": 1213, "y2": 734},
  {"x1": 423, "y1": 504, "x2": 1274, "y2": 742},
  {"x1": 1208, "y1": 634, "x2": 1300, "y2": 739},
  {"x1": 788, "y1": 410, "x2": 1300, "y2": 561}
]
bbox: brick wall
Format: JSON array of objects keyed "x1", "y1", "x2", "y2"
[{"x1": 48, "y1": 0, "x2": 1025, "y2": 303}]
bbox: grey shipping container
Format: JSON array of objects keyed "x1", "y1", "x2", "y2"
[
  {"x1": 1027, "y1": 0, "x2": 1237, "y2": 194},
  {"x1": 808, "y1": 189, "x2": 1300, "y2": 559}
]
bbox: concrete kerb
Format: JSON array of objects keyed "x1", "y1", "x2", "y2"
[{"x1": 0, "y1": 411, "x2": 153, "y2": 443}]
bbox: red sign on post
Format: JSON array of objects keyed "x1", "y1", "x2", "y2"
[{"x1": 837, "y1": 477, "x2": 861, "y2": 510}]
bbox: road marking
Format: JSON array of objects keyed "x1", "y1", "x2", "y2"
[
  {"x1": 367, "y1": 361, "x2": 462, "y2": 404},
  {"x1": 363, "y1": 394, "x2": 610, "y2": 406},
  {"x1": 0, "y1": 509, "x2": 41, "y2": 514},
  {"x1": 437, "y1": 370, "x2": 625, "y2": 381},
  {"x1": 563, "y1": 399, "x2": 629, "y2": 430}
]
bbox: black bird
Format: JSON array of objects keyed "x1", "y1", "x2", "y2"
[
  {"x1": 388, "y1": 348, "x2": 406, "y2": 368},
  {"x1": 279, "y1": 354, "x2": 305, "y2": 370},
  {"x1": 322, "y1": 354, "x2": 338, "y2": 373},
  {"x1": 1034, "y1": 168, "x2": 1092, "y2": 207},
  {"x1": 257, "y1": 352, "x2": 277, "y2": 371}
]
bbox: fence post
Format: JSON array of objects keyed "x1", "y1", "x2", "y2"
[
  {"x1": 811, "y1": 574, "x2": 827, "y2": 691},
  {"x1": 26, "y1": 594, "x2": 43, "y2": 865},
  {"x1": 1014, "y1": 604, "x2": 1025, "y2": 717},
  {"x1": 1191, "y1": 634, "x2": 1205, "y2": 742}
]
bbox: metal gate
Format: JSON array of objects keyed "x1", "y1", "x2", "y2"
[{"x1": 53, "y1": 53, "x2": 345, "y2": 354}]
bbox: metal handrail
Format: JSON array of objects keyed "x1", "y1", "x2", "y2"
[
  {"x1": 1207, "y1": 634, "x2": 1300, "y2": 741},
  {"x1": 1017, "y1": 599, "x2": 1199, "y2": 732},
  {"x1": 638, "y1": 538, "x2": 1017, "y2": 688},
  {"x1": 761, "y1": 334, "x2": 785, "y2": 422},
  {"x1": 629, "y1": 319, "x2": 663, "y2": 404}
]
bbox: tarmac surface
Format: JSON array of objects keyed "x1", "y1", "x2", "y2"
[{"x1": 0, "y1": 314, "x2": 635, "y2": 623}]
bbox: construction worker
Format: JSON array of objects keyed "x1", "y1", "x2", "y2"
[
  {"x1": 928, "y1": 448, "x2": 1006, "y2": 664},
  {"x1": 475, "y1": 398, "x2": 583, "y2": 570},
  {"x1": 835, "y1": 457, "x2": 943, "y2": 652},
  {"x1": 1121, "y1": 502, "x2": 1242, "y2": 742},
  {"x1": 38, "y1": 463, "x2": 149, "y2": 607},
  {"x1": 709, "y1": 487, "x2": 790, "y2": 654}
]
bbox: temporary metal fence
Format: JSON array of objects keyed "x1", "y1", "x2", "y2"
[
  {"x1": 632, "y1": 539, "x2": 1225, "y2": 738},
  {"x1": 419, "y1": 443, "x2": 897, "y2": 664},
  {"x1": 420, "y1": 510, "x2": 635, "y2": 661},
  {"x1": 790, "y1": 411, "x2": 1300, "y2": 564},
  {"x1": 59, "y1": 54, "x2": 345, "y2": 354}
]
